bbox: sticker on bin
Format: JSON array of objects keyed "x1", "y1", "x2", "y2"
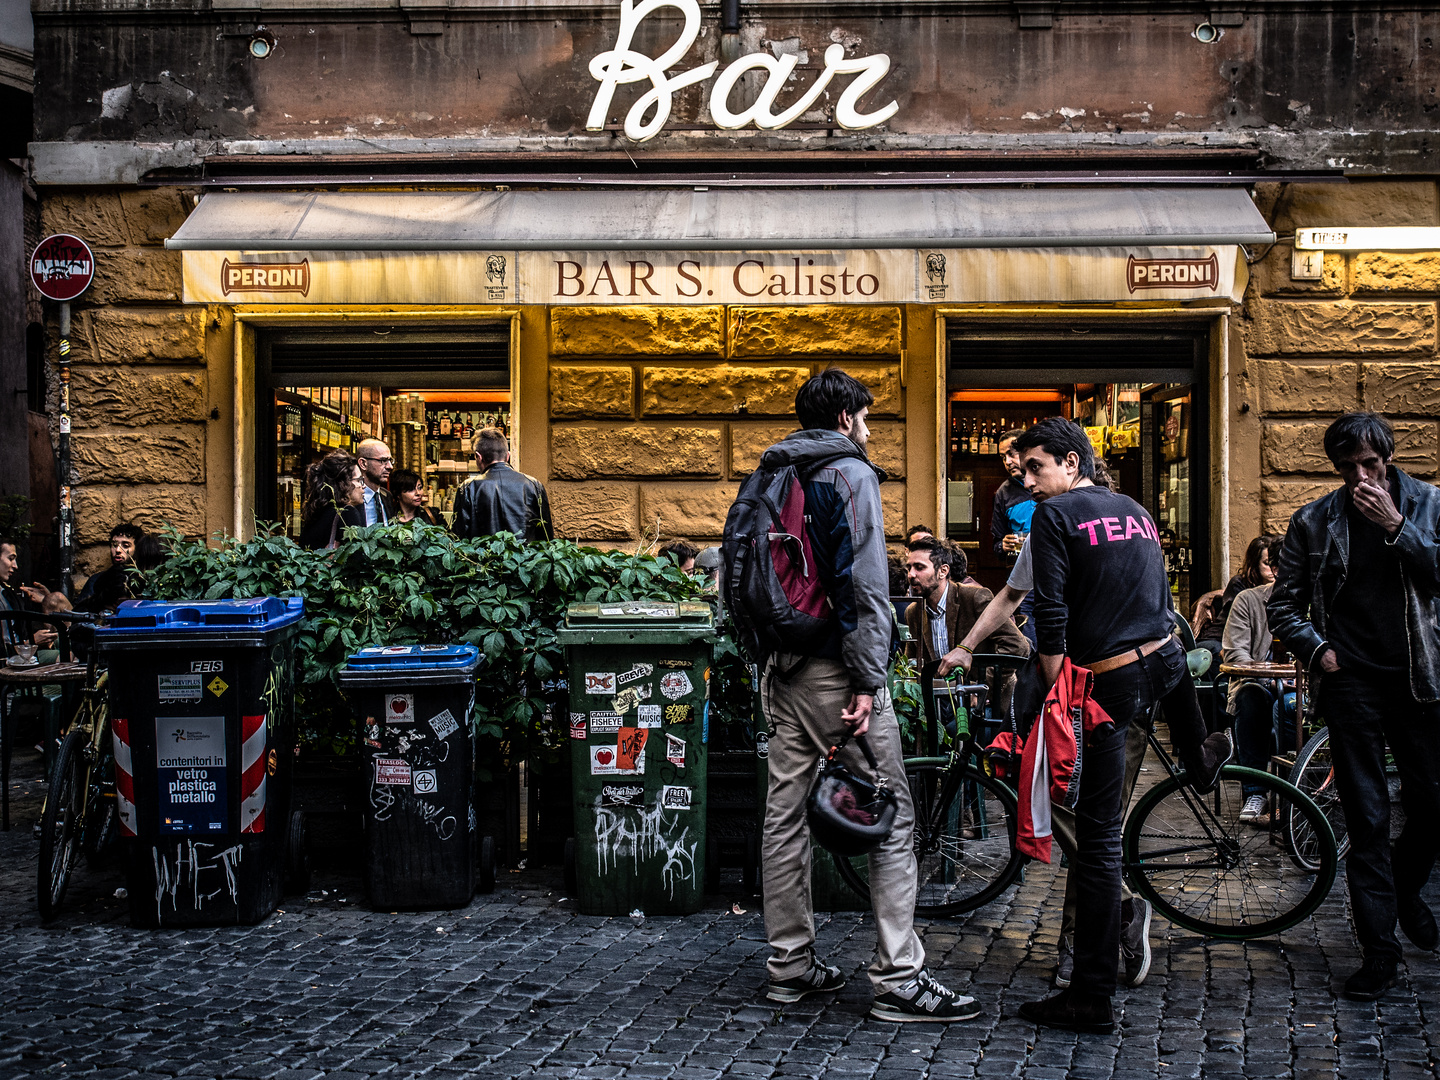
[
  {"x1": 601, "y1": 784, "x2": 645, "y2": 808},
  {"x1": 617, "y1": 727, "x2": 648, "y2": 771},
  {"x1": 661, "y1": 785, "x2": 693, "y2": 810},
  {"x1": 665, "y1": 703, "x2": 695, "y2": 725},
  {"x1": 158, "y1": 674, "x2": 203, "y2": 703},
  {"x1": 385, "y1": 694, "x2": 415, "y2": 723},
  {"x1": 756, "y1": 732, "x2": 770, "y2": 759},
  {"x1": 191, "y1": 660, "x2": 223, "y2": 674},
  {"x1": 589, "y1": 710, "x2": 622, "y2": 734},
  {"x1": 413, "y1": 769, "x2": 438, "y2": 794},
  {"x1": 617, "y1": 663, "x2": 653, "y2": 686},
  {"x1": 585, "y1": 672, "x2": 617, "y2": 695},
  {"x1": 376, "y1": 758, "x2": 412, "y2": 785},
  {"x1": 660, "y1": 671, "x2": 693, "y2": 700},
  {"x1": 156, "y1": 716, "x2": 227, "y2": 834},
  {"x1": 656, "y1": 659, "x2": 692, "y2": 669},
  {"x1": 637, "y1": 704, "x2": 661, "y2": 728},
  {"x1": 666, "y1": 733, "x2": 686, "y2": 768},
  {"x1": 569, "y1": 713, "x2": 587, "y2": 739},
  {"x1": 428, "y1": 709, "x2": 459, "y2": 740},
  {"x1": 599, "y1": 603, "x2": 673, "y2": 618},
  {"x1": 207, "y1": 676, "x2": 229, "y2": 698},
  {"x1": 591, "y1": 744, "x2": 645, "y2": 775},
  {"x1": 612, "y1": 688, "x2": 640, "y2": 715}
]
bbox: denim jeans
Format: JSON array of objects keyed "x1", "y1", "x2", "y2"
[
  {"x1": 1232, "y1": 683, "x2": 1297, "y2": 798},
  {"x1": 1316, "y1": 670, "x2": 1440, "y2": 965},
  {"x1": 1069, "y1": 639, "x2": 1187, "y2": 996}
]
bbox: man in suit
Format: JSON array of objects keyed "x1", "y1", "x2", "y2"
[
  {"x1": 903, "y1": 535, "x2": 1029, "y2": 684},
  {"x1": 452, "y1": 427, "x2": 554, "y2": 542},
  {"x1": 344, "y1": 439, "x2": 396, "y2": 528}
]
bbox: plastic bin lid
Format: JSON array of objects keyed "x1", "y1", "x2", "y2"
[
  {"x1": 344, "y1": 644, "x2": 482, "y2": 671},
  {"x1": 99, "y1": 596, "x2": 305, "y2": 632},
  {"x1": 564, "y1": 600, "x2": 713, "y2": 629}
]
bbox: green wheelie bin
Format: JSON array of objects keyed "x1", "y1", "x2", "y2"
[{"x1": 558, "y1": 600, "x2": 713, "y2": 916}]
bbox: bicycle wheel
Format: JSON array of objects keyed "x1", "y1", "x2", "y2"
[
  {"x1": 835, "y1": 763, "x2": 1023, "y2": 917},
  {"x1": 1123, "y1": 765, "x2": 1337, "y2": 940},
  {"x1": 37, "y1": 726, "x2": 88, "y2": 921},
  {"x1": 1287, "y1": 727, "x2": 1350, "y2": 870}
]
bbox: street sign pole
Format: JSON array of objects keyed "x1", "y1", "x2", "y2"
[
  {"x1": 57, "y1": 302, "x2": 73, "y2": 598},
  {"x1": 30, "y1": 233, "x2": 95, "y2": 599}
]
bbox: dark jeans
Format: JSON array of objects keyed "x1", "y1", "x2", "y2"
[
  {"x1": 1316, "y1": 670, "x2": 1440, "y2": 965},
  {"x1": 1016, "y1": 591, "x2": 1038, "y2": 650},
  {"x1": 1071, "y1": 639, "x2": 1187, "y2": 996},
  {"x1": 1232, "y1": 683, "x2": 1297, "y2": 797}
]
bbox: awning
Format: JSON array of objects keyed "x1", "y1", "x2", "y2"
[{"x1": 166, "y1": 186, "x2": 1274, "y2": 252}]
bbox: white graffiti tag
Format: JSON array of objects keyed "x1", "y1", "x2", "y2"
[
  {"x1": 593, "y1": 803, "x2": 697, "y2": 899},
  {"x1": 411, "y1": 799, "x2": 458, "y2": 841},
  {"x1": 152, "y1": 841, "x2": 244, "y2": 923}
]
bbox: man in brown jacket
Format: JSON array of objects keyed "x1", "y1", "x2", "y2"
[{"x1": 903, "y1": 536, "x2": 1029, "y2": 677}]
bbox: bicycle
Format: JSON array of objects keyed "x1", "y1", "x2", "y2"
[
  {"x1": 834, "y1": 656, "x2": 1026, "y2": 917},
  {"x1": 1123, "y1": 711, "x2": 1339, "y2": 940},
  {"x1": 2, "y1": 610, "x2": 117, "y2": 921}
]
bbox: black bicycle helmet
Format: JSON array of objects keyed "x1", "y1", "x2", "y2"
[{"x1": 806, "y1": 733, "x2": 899, "y2": 858}]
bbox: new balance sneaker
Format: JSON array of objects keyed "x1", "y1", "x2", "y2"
[
  {"x1": 766, "y1": 962, "x2": 845, "y2": 1003},
  {"x1": 1239, "y1": 794, "x2": 1268, "y2": 824},
  {"x1": 1054, "y1": 937, "x2": 1074, "y2": 989},
  {"x1": 1119, "y1": 897, "x2": 1153, "y2": 988},
  {"x1": 870, "y1": 970, "x2": 981, "y2": 1022}
]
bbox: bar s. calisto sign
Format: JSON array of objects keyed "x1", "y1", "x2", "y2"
[{"x1": 181, "y1": 248, "x2": 1244, "y2": 305}]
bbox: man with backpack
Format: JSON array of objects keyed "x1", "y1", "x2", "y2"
[{"x1": 725, "y1": 368, "x2": 978, "y2": 1022}]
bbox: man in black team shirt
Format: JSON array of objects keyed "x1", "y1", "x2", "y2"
[
  {"x1": 1012, "y1": 418, "x2": 1230, "y2": 1034},
  {"x1": 1269, "y1": 412, "x2": 1440, "y2": 1001}
]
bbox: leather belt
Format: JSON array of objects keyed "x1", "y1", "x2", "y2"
[{"x1": 1089, "y1": 635, "x2": 1175, "y2": 676}]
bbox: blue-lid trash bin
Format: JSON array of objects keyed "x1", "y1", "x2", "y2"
[
  {"x1": 95, "y1": 597, "x2": 305, "y2": 928},
  {"x1": 338, "y1": 644, "x2": 484, "y2": 910}
]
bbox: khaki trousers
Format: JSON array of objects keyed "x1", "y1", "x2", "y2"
[
  {"x1": 761, "y1": 654, "x2": 926, "y2": 994},
  {"x1": 1052, "y1": 712, "x2": 1151, "y2": 943}
]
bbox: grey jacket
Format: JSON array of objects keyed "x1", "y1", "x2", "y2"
[
  {"x1": 759, "y1": 429, "x2": 895, "y2": 693},
  {"x1": 1267, "y1": 466, "x2": 1440, "y2": 702},
  {"x1": 1222, "y1": 582, "x2": 1273, "y2": 712}
]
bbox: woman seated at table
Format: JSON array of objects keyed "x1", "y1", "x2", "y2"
[{"x1": 1221, "y1": 535, "x2": 1296, "y2": 825}]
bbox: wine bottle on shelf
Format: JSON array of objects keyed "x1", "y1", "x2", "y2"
[{"x1": 439, "y1": 412, "x2": 452, "y2": 437}]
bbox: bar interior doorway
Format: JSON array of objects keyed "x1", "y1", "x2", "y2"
[
  {"x1": 255, "y1": 323, "x2": 512, "y2": 537},
  {"x1": 946, "y1": 326, "x2": 1212, "y2": 616}
]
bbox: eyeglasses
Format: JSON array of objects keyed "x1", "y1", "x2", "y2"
[{"x1": 361, "y1": 455, "x2": 394, "y2": 464}]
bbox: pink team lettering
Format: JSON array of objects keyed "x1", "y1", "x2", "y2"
[{"x1": 1075, "y1": 516, "x2": 1161, "y2": 546}]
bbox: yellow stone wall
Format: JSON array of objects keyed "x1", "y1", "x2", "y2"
[
  {"x1": 38, "y1": 188, "x2": 227, "y2": 576},
  {"x1": 545, "y1": 305, "x2": 908, "y2": 546},
  {"x1": 1235, "y1": 180, "x2": 1440, "y2": 556}
]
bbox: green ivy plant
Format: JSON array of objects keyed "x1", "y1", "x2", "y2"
[{"x1": 145, "y1": 524, "x2": 703, "y2": 763}]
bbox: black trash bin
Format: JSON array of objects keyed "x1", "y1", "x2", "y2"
[
  {"x1": 95, "y1": 597, "x2": 305, "y2": 928},
  {"x1": 337, "y1": 644, "x2": 483, "y2": 910}
]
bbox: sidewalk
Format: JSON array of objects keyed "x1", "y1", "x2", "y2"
[{"x1": 0, "y1": 744, "x2": 1436, "y2": 1080}]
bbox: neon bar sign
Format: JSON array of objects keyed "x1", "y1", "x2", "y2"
[{"x1": 585, "y1": 0, "x2": 898, "y2": 142}]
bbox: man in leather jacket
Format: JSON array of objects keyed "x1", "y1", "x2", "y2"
[
  {"x1": 451, "y1": 427, "x2": 554, "y2": 542},
  {"x1": 1268, "y1": 411, "x2": 1440, "y2": 1001}
]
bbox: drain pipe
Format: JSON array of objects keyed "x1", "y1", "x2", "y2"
[{"x1": 720, "y1": 0, "x2": 741, "y2": 63}]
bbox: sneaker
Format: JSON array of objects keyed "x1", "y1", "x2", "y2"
[
  {"x1": 870, "y1": 969, "x2": 981, "y2": 1022},
  {"x1": 1119, "y1": 898, "x2": 1152, "y2": 988},
  {"x1": 766, "y1": 962, "x2": 845, "y2": 1003},
  {"x1": 1343, "y1": 957, "x2": 1398, "y2": 1002},
  {"x1": 1054, "y1": 937, "x2": 1074, "y2": 989},
  {"x1": 1183, "y1": 731, "x2": 1234, "y2": 795},
  {"x1": 1017, "y1": 987, "x2": 1115, "y2": 1034},
  {"x1": 1239, "y1": 794, "x2": 1268, "y2": 824}
]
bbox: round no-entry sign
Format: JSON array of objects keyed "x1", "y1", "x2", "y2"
[{"x1": 30, "y1": 233, "x2": 95, "y2": 301}]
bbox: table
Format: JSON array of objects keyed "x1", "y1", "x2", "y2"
[
  {"x1": 0, "y1": 662, "x2": 88, "y2": 830},
  {"x1": 1220, "y1": 659, "x2": 1307, "y2": 754}
]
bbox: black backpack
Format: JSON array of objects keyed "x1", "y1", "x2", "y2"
[{"x1": 721, "y1": 454, "x2": 846, "y2": 661}]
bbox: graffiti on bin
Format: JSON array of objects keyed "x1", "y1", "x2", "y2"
[
  {"x1": 593, "y1": 803, "x2": 698, "y2": 899},
  {"x1": 410, "y1": 798, "x2": 458, "y2": 841},
  {"x1": 152, "y1": 840, "x2": 244, "y2": 923}
]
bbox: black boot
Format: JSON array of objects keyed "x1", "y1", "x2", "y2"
[
  {"x1": 1017, "y1": 987, "x2": 1114, "y2": 1034},
  {"x1": 1343, "y1": 957, "x2": 1398, "y2": 1002},
  {"x1": 1182, "y1": 731, "x2": 1233, "y2": 795}
]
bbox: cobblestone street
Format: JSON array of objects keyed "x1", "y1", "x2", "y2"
[{"x1": 1, "y1": 745, "x2": 1436, "y2": 1080}]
